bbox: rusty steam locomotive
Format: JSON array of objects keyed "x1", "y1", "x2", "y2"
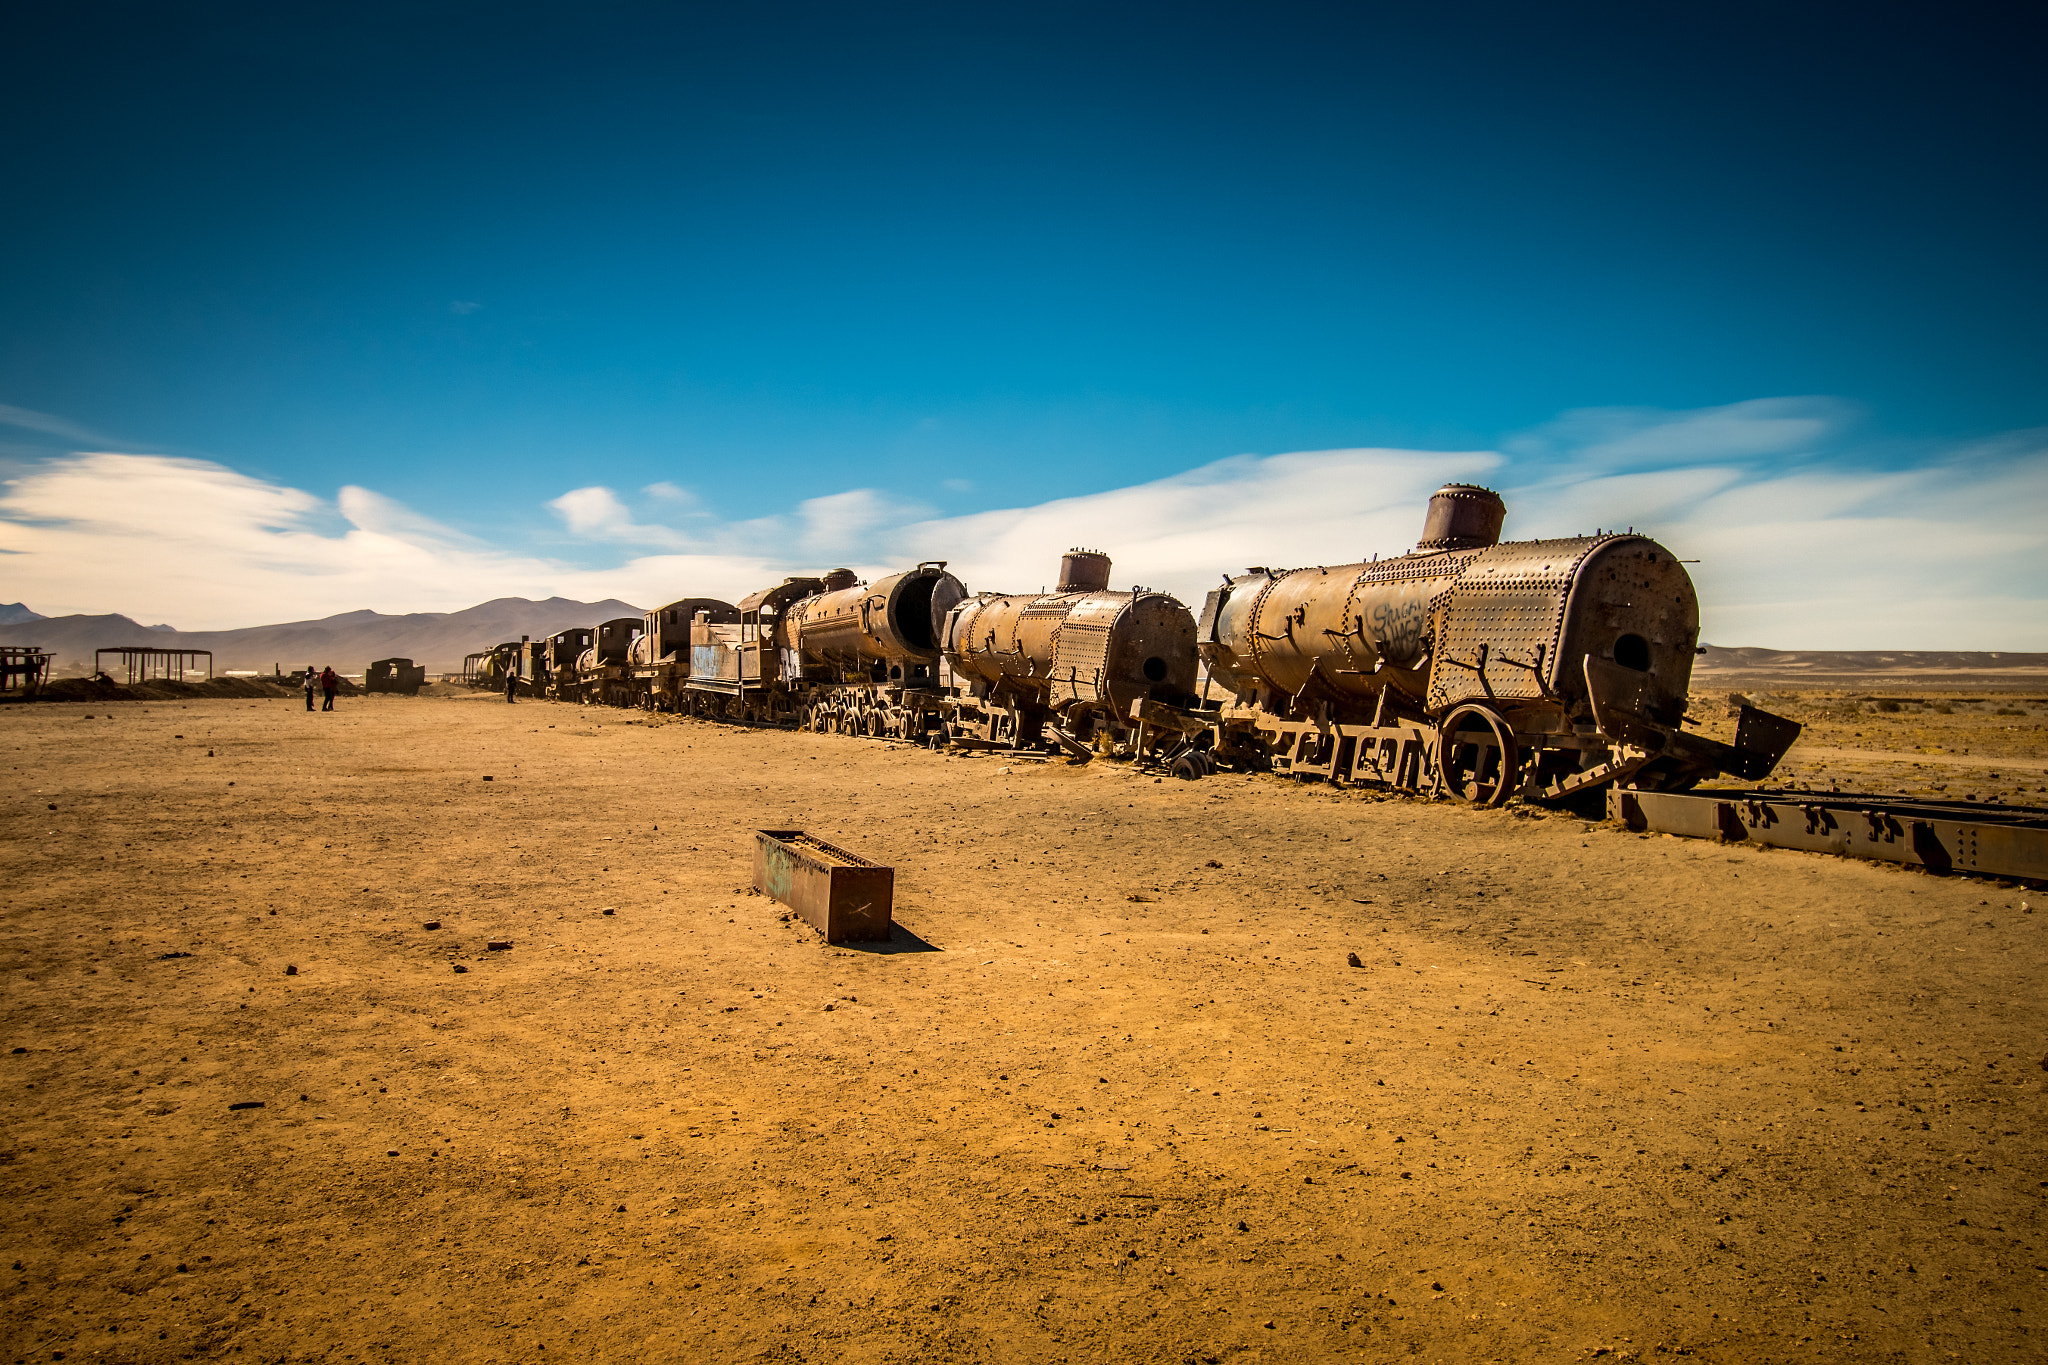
[{"x1": 464, "y1": 484, "x2": 1796, "y2": 806}]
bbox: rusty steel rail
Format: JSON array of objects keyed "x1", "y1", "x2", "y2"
[{"x1": 1608, "y1": 788, "x2": 2048, "y2": 882}]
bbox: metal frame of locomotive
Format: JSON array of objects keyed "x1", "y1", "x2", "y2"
[
  {"x1": 670, "y1": 565, "x2": 965, "y2": 733},
  {"x1": 1179, "y1": 484, "x2": 1799, "y2": 805}
]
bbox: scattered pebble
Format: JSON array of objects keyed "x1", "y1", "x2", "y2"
[
  {"x1": 283, "y1": 964, "x2": 297, "y2": 976},
  {"x1": 228, "y1": 1101, "x2": 265, "y2": 1111},
  {"x1": 422, "y1": 920, "x2": 441, "y2": 930},
  {"x1": 1347, "y1": 952, "x2": 1363, "y2": 968},
  {"x1": 486, "y1": 940, "x2": 512, "y2": 951},
  {"x1": 452, "y1": 964, "x2": 469, "y2": 974}
]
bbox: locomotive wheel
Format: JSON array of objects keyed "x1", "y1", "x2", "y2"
[
  {"x1": 1170, "y1": 754, "x2": 1205, "y2": 781},
  {"x1": 1440, "y1": 704, "x2": 1519, "y2": 807}
]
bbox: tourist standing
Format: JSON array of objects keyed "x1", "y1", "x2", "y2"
[
  {"x1": 302, "y1": 665, "x2": 316, "y2": 712},
  {"x1": 505, "y1": 666, "x2": 518, "y2": 704},
  {"x1": 320, "y1": 666, "x2": 339, "y2": 711}
]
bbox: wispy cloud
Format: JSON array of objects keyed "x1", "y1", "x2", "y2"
[
  {"x1": 1505, "y1": 396, "x2": 1856, "y2": 470},
  {"x1": 0, "y1": 403, "x2": 123, "y2": 447},
  {"x1": 547, "y1": 486, "x2": 694, "y2": 549},
  {"x1": 2, "y1": 399, "x2": 2042, "y2": 646}
]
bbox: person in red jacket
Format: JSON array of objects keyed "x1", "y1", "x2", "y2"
[{"x1": 320, "y1": 666, "x2": 339, "y2": 711}]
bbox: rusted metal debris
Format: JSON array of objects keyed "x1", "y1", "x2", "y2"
[
  {"x1": 754, "y1": 830, "x2": 894, "y2": 944},
  {"x1": 365, "y1": 657, "x2": 426, "y2": 694},
  {"x1": 1610, "y1": 788, "x2": 2048, "y2": 882},
  {"x1": 0, "y1": 646, "x2": 52, "y2": 699}
]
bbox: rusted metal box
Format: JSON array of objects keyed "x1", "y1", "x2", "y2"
[{"x1": 753, "y1": 831, "x2": 894, "y2": 944}]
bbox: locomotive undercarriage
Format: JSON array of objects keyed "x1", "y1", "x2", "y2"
[
  {"x1": 800, "y1": 683, "x2": 947, "y2": 741},
  {"x1": 1169, "y1": 665, "x2": 1797, "y2": 811}
]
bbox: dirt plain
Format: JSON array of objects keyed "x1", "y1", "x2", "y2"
[{"x1": 2, "y1": 686, "x2": 2043, "y2": 1365}]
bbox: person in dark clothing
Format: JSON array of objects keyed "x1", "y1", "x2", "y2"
[
  {"x1": 320, "y1": 666, "x2": 339, "y2": 711},
  {"x1": 302, "y1": 665, "x2": 316, "y2": 712},
  {"x1": 505, "y1": 667, "x2": 518, "y2": 703}
]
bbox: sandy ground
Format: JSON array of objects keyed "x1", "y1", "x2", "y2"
[
  {"x1": 2, "y1": 688, "x2": 2044, "y2": 1365},
  {"x1": 1686, "y1": 689, "x2": 2048, "y2": 808}
]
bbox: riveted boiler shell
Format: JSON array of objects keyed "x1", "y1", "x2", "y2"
[
  {"x1": 942, "y1": 590, "x2": 1088, "y2": 693},
  {"x1": 1207, "y1": 557, "x2": 1470, "y2": 709},
  {"x1": 1424, "y1": 535, "x2": 1699, "y2": 716},
  {"x1": 1047, "y1": 592, "x2": 1198, "y2": 716},
  {"x1": 795, "y1": 566, "x2": 968, "y2": 668}
]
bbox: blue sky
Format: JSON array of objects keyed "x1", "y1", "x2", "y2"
[{"x1": 2, "y1": 1, "x2": 2044, "y2": 644}]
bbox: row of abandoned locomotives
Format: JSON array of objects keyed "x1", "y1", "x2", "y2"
[{"x1": 464, "y1": 485, "x2": 1804, "y2": 810}]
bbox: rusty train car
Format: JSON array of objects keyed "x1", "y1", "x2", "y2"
[
  {"x1": 678, "y1": 563, "x2": 967, "y2": 737},
  {"x1": 1191, "y1": 484, "x2": 1798, "y2": 804},
  {"x1": 938, "y1": 549, "x2": 1201, "y2": 756},
  {"x1": 468, "y1": 483, "x2": 1796, "y2": 806}
]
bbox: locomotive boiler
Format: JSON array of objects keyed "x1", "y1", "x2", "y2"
[
  {"x1": 786, "y1": 562, "x2": 967, "y2": 736},
  {"x1": 1198, "y1": 485, "x2": 1798, "y2": 804},
  {"x1": 939, "y1": 549, "x2": 1200, "y2": 753}
]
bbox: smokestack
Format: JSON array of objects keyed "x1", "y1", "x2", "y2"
[
  {"x1": 1416, "y1": 485, "x2": 1506, "y2": 551},
  {"x1": 1057, "y1": 548, "x2": 1112, "y2": 592}
]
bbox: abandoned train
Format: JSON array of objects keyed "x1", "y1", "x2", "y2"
[{"x1": 462, "y1": 485, "x2": 1797, "y2": 806}]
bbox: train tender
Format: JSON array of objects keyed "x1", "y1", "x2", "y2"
[
  {"x1": 938, "y1": 549, "x2": 1201, "y2": 756},
  {"x1": 1192, "y1": 484, "x2": 1800, "y2": 804}
]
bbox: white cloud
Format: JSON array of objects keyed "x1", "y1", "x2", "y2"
[
  {"x1": 547, "y1": 485, "x2": 692, "y2": 549},
  {"x1": 642, "y1": 481, "x2": 703, "y2": 508},
  {"x1": 1507, "y1": 396, "x2": 1855, "y2": 469},
  {"x1": 891, "y1": 447, "x2": 1500, "y2": 599},
  {"x1": 2, "y1": 408, "x2": 2042, "y2": 647},
  {"x1": 0, "y1": 454, "x2": 774, "y2": 627}
]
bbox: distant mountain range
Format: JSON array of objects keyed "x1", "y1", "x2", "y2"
[{"x1": 0, "y1": 598, "x2": 645, "y2": 674}]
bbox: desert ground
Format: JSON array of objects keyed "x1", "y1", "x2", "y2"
[{"x1": 2, "y1": 687, "x2": 2043, "y2": 1364}]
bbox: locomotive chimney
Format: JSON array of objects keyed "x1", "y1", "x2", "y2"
[
  {"x1": 1416, "y1": 484, "x2": 1506, "y2": 551},
  {"x1": 822, "y1": 567, "x2": 859, "y2": 592},
  {"x1": 1057, "y1": 548, "x2": 1112, "y2": 592}
]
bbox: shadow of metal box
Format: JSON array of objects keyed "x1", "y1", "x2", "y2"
[{"x1": 752, "y1": 830, "x2": 894, "y2": 943}]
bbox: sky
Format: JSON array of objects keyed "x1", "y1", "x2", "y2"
[{"x1": 2, "y1": 1, "x2": 2044, "y2": 646}]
